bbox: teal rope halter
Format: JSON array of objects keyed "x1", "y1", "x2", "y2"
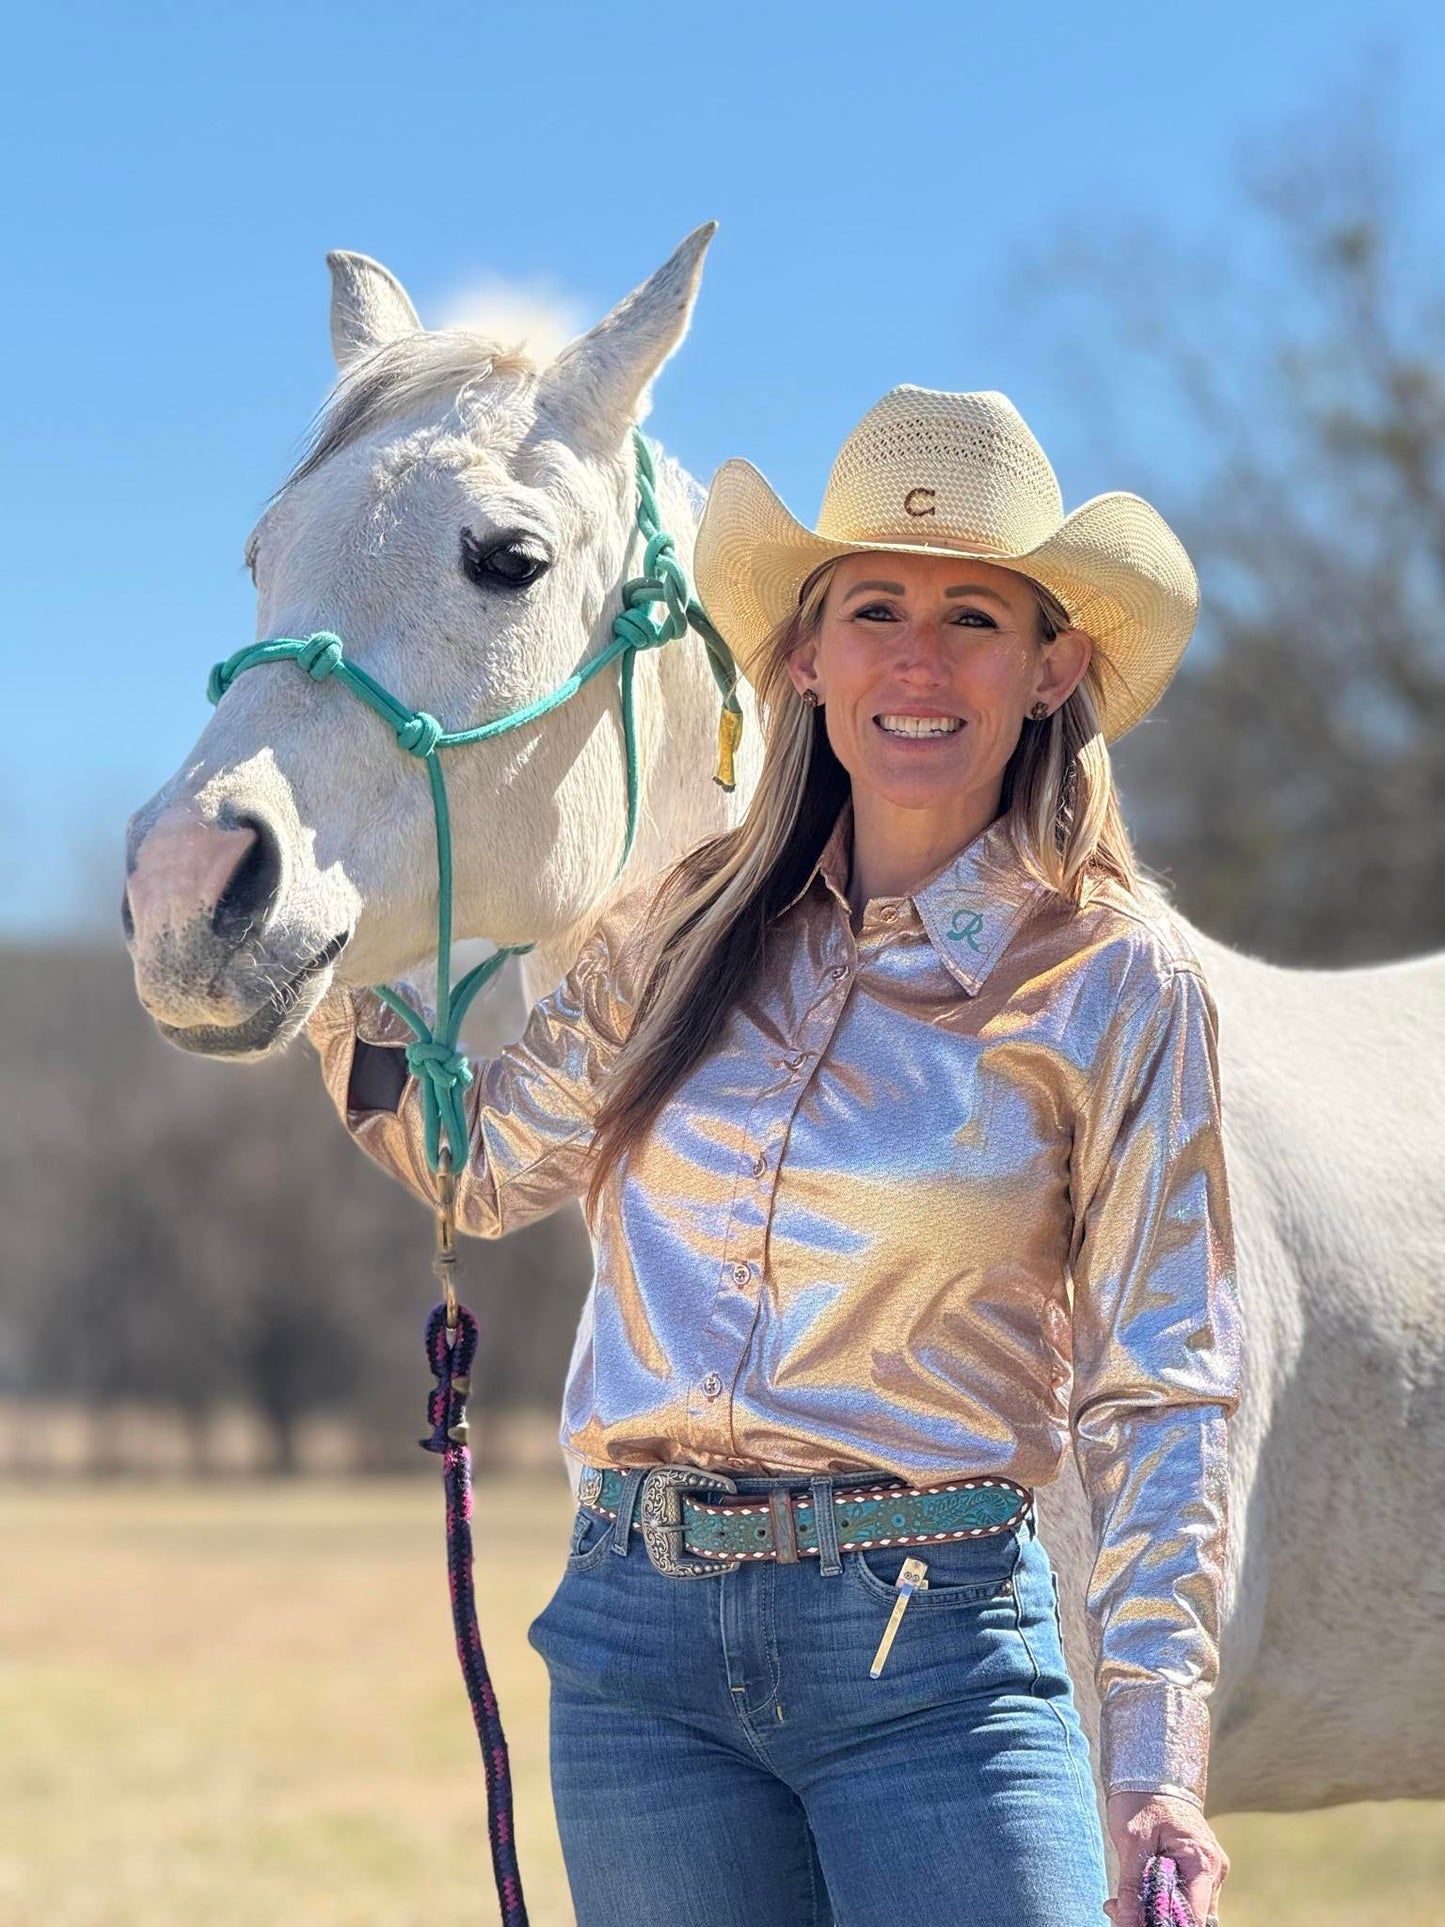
[{"x1": 207, "y1": 428, "x2": 742, "y2": 1176}]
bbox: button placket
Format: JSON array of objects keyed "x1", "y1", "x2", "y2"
[{"x1": 689, "y1": 943, "x2": 850, "y2": 1454}]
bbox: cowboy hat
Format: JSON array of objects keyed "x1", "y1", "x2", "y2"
[{"x1": 691, "y1": 385, "x2": 1199, "y2": 744}]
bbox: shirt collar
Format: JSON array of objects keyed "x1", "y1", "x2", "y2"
[{"x1": 780, "y1": 795, "x2": 1047, "y2": 995}]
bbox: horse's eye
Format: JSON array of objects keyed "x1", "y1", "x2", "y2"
[{"x1": 460, "y1": 529, "x2": 550, "y2": 589}]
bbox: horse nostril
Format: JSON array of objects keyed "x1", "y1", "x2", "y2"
[{"x1": 212, "y1": 812, "x2": 284, "y2": 947}]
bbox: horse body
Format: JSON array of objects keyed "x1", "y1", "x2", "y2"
[{"x1": 124, "y1": 229, "x2": 1445, "y2": 1814}]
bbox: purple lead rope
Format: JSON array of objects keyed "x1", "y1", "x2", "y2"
[
  {"x1": 421, "y1": 1299, "x2": 530, "y2": 1927},
  {"x1": 1141, "y1": 1852, "x2": 1206, "y2": 1926}
]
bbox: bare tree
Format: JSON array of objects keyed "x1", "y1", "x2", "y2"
[
  {"x1": 1020, "y1": 68, "x2": 1445, "y2": 966},
  {"x1": 0, "y1": 937, "x2": 591, "y2": 1476}
]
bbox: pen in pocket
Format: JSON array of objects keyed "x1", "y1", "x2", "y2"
[{"x1": 869, "y1": 1556, "x2": 929, "y2": 1677}]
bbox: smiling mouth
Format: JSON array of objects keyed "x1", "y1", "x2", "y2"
[{"x1": 874, "y1": 714, "x2": 966, "y2": 739}]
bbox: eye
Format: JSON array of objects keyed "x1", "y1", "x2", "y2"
[
  {"x1": 950, "y1": 607, "x2": 997, "y2": 627},
  {"x1": 851, "y1": 601, "x2": 900, "y2": 621},
  {"x1": 460, "y1": 527, "x2": 551, "y2": 589},
  {"x1": 243, "y1": 534, "x2": 260, "y2": 585}
]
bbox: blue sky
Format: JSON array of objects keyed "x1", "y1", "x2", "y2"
[{"x1": 4, "y1": 0, "x2": 1441, "y2": 932}]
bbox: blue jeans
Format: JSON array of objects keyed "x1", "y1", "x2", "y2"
[{"x1": 527, "y1": 1467, "x2": 1109, "y2": 1926}]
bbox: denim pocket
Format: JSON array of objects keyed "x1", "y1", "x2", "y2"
[
  {"x1": 848, "y1": 1524, "x2": 1021, "y2": 1608},
  {"x1": 565, "y1": 1504, "x2": 618, "y2": 1570}
]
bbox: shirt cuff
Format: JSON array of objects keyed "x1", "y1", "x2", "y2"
[
  {"x1": 1099, "y1": 1680, "x2": 1212, "y2": 1808},
  {"x1": 304, "y1": 986, "x2": 417, "y2": 1122}
]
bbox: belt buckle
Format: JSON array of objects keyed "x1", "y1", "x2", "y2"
[{"x1": 640, "y1": 1466, "x2": 741, "y2": 1578}]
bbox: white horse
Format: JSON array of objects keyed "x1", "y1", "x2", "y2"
[{"x1": 123, "y1": 227, "x2": 1445, "y2": 1817}]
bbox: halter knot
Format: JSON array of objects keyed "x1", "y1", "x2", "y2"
[
  {"x1": 627, "y1": 539, "x2": 689, "y2": 635},
  {"x1": 299, "y1": 632, "x2": 345, "y2": 681},
  {"x1": 396, "y1": 711, "x2": 445, "y2": 757},
  {"x1": 612, "y1": 603, "x2": 666, "y2": 653},
  {"x1": 405, "y1": 1039, "x2": 474, "y2": 1096},
  {"x1": 206, "y1": 660, "x2": 234, "y2": 706}
]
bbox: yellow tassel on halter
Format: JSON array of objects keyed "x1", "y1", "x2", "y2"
[{"x1": 713, "y1": 704, "x2": 743, "y2": 791}]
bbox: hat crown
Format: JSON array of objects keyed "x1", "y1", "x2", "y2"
[{"x1": 817, "y1": 386, "x2": 1064, "y2": 557}]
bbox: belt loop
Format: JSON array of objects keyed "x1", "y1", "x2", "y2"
[
  {"x1": 810, "y1": 1475, "x2": 842, "y2": 1576},
  {"x1": 610, "y1": 1467, "x2": 647, "y2": 1557}
]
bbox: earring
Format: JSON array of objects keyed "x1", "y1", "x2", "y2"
[
  {"x1": 1029, "y1": 700, "x2": 1051, "y2": 721},
  {"x1": 801, "y1": 688, "x2": 821, "y2": 709}
]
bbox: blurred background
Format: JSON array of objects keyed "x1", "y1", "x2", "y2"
[{"x1": 3, "y1": 0, "x2": 1443, "y2": 1920}]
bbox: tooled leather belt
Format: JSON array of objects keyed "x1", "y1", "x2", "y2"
[{"x1": 576, "y1": 1462, "x2": 1033, "y2": 1575}]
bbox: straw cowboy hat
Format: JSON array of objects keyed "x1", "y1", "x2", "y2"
[{"x1": 692, "y1": 385, "x2": 1199, "y2": 744}]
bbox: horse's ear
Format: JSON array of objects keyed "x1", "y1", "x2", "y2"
[
  {"x1": 326, "y1": 251, "x2": 423, "y2": 372},
  {"x1": 537, "y1": 221, "x2": 716, "y2": 448}
]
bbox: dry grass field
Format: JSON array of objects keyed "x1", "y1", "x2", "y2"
[{"x1": 0, "y1": 1478, "x2": 1439, "y2": 1925}]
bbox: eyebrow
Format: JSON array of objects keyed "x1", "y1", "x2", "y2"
[
  {"x1": 842, "y1": 580, "x2": 908, "y2": 599},
  {"x1": 943, "y1": 584, "x2": 1010, "y2": 605},
  {"x1": 841, "y1": 579, "x2": 1012, "y2": 606}
]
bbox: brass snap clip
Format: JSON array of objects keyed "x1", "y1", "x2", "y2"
[{"x1": 434, "y1": 1146, "x2": 459, "y2": 1333}]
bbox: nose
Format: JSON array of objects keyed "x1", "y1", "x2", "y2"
[
  {"x1": 894, "y1": 617, "x2": 951, "y2": 678},
  {"x1": 124, "y1": 803, "x2": 283, "y2": 952}
]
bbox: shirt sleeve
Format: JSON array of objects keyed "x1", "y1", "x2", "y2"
[
  {"x1": 303, "y1": 872, "x2": 663, "y2": 1237},
  {"x1": 1066, "y1": 957, "x2": 1243, "y2": 1808}
]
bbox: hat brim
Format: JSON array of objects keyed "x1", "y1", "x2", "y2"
[{"x1": 692, "y1": 457, "x2": 1199, "y2": 744}]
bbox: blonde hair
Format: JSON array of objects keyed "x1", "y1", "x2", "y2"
[{"x1": 583, "y1": 556, "x2": 1147, "y2": 1225}]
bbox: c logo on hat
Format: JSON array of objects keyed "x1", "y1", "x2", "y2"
[{"x1": 903, "y1": 487, "x2": 937, "y2": 518}]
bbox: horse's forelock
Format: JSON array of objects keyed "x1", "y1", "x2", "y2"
[{"x1": 274, "y1": 330, "x2": 543, "y2": 506}]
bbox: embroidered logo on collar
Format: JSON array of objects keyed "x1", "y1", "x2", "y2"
[{"x1": 945, "y1": 907, "x2": 985, "y2": 951}]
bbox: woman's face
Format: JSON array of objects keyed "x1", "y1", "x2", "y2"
[{"x1": 786, "y1": 550, "x2": 1093, "y2": 825}]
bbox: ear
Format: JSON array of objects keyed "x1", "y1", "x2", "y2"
[
  {"x1": 536, "y1": 221, "x2": 717, "y2": 448},
  {"x1": 326, "y1": 250, "x2": 423, "y2": 372},
  {"x1": 787, "y1": 633, "x2": 823, "y2": 700},
  {"x1": 1037, "y1": 626, "x2": 1095, "y2": 710}
]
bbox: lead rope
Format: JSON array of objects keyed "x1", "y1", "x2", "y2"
[
  {"x1": 420, "y1": 1170, "x2": 527, "y2": 1922},
  {"x1": 206, "y1": 430, "x2": 741, "y2": 1927},
  {"x1": 1141, "y1": 1852, "x2": 1206, "y2": 1926}
]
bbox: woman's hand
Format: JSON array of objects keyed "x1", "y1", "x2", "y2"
[{"x1": 1103, "y1": 1790, "x2": 1229, "y2": 1926}]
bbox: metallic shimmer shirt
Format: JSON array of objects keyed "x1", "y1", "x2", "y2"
[{"x1": 308, "y1": 798, "x2": 1242, "y2": 1805}]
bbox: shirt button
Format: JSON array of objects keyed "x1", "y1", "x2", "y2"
[
  {"x1": 730, "y1": 1260, "x2": 753, "y2": 1285},
  {"x1": 783, "y1": 1050, "x2": 809, "y2": 1071},
  {"x1": 877, "y1": 906, "x2": 898, "y2": 922},
  {"x1": 826, "y1": 964, "x2": 848, "y2": 982},
  {"x1": 701, "y1": 1373, "x2": 723, "y2": 1398},
  {"x1": 750, "y1": 1151, "x2": 769, "y2": 1177}
]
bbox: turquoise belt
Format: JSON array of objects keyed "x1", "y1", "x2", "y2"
[{"x1": 575, "y1": 1462, "x2": 1033, "y2": 1579}]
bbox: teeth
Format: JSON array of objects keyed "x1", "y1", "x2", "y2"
[{"x1": 877, "y1": 714, "x2": 963, "y2": 737}]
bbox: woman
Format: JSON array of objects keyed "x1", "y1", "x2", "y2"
[{"x1": 308, "y1": 386, "x2": 1240, "y2": 1927}]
